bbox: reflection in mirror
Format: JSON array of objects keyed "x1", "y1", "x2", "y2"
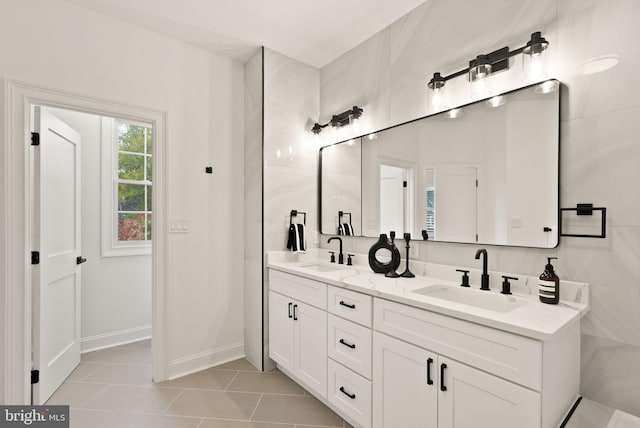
[
  {"x1": 319, "y1": 139, "x2": 362, "y2": 235},
  {"x1": 320, "y1": 79, "x2": 560, "y2": 248}
]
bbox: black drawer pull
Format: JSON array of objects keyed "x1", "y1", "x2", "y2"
[
  {"x1": 293, "y1": 304, "x2": 298, "y2": 320},
  {"x1": 288, "y1": 302, "x2": 293, "y2": 319},
  {"x1": 339, "y1": 339, "x2": 356, "y2": 349},
  {"x1": 426, "y1": 358, "x2": 434, "y2": 385},
  {"x1": 339, "y1": 301, "x2": 356, "y2": 309},
  {"x1": 440, "y1": 363, "x2": 447, "y2": 392},
  {"x1": 339, "y1": 386, "x2": 356, "y2": 400}
]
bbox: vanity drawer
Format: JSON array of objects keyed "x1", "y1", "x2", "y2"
[
  {"x1": 328, "y1": 314, "x2": 372, "y2": 379},
  {"x1": 328, "y1": 286, "x2": 373, "y2": 327},
  {"x1": 269, "y1": 269, "x2": 327, "y2": 310},
  {"x1": 328, "y1": 359, "x2": 372, "y2": 428},
  {"x1": 374, "y1": 298, "x2": 542, "y2": 390}
]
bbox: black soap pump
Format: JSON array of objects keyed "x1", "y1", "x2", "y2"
[{"x1": 539, "y1": 257, "x2": 560, "y2": 304}]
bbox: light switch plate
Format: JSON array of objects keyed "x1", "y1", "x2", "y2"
[{"x1": 169, "y1": 219, "x2": 190, "y2": 233}]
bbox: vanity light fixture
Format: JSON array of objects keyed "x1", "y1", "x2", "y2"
[
  {"x1": 311, "y1": 106, "x2": 364, "y2": 134},
  {"x1": 427, "y1": 31, "x2": 549, "y2": 104}
]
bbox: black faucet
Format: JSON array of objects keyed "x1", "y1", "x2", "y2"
[
  {"x1": 328, "y1": 237, "x2": 344, "y2": 264},
  {"x1": 474, "y1": 248, "x2": 490, "y2": 290}
]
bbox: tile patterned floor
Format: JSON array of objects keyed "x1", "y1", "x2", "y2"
[{"x1": 47, "y1": 340, "x2": 351, "y2": 428}]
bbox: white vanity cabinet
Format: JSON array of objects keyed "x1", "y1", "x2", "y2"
[
  {"x1": 326, "y1": 286, "x2": 374, "y2": 428},
  {"x1": 267, "y1": 267, "x2": 580, "y2": 428},
  {"x1": 269, "y1": 270, "x2": 327, "y2": 398},
  {"x1": 373, "y1": 299, "x2": 579, "y2": 428},
  {"x1": 373, "y1": 332, "x2": 540, "y2": 428}
]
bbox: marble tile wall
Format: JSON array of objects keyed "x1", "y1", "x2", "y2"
[
  {"x1": 262, "y1": 48, "x2": 321, "y2": 369},
  {"x1": 318, "y1": 0, "x2": 640, "y2": 416}
]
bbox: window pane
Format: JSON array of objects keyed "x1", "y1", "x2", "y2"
[
  {"x1": 146, "y1": 155, "x2": 152, "y2": 181},
  {"x1": 146, "y1": 128, "x2": 153, "y2": 153},
  {"x1": 118, "y1": 153, "x2": 144, "y2": 180},
  {"x1": 146, "y1": 185, "x2": 152, "y2": 211},
  {"x1": 118, "y1": 123, "x2": 146, "y2": 153},
  {"x1": 118, "y1": 213, "x2": 146, "y2": 241},
  {"x1": 118, "y1": 183, "x2": 146, "y2": 211},
  {"x1": 146, "y1": 214, "x2": 152, "y2": 240}
]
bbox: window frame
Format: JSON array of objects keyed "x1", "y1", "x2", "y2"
[{"x1": 101, "y1": 117, "x2": 153, "y2": 257}]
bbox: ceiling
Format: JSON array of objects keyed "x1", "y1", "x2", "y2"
[{"x1": 67, "y1": 0, "x2": 428, "y2": 68}]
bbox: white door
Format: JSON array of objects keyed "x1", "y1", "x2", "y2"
[
  {"x1": 434, "y1": 167, "x2": 477, "y2": 242},
  {"x1": 380, "y1": 164, "x2": 405, "y2": 235},
  {"x1": 438, "y1": 358, "x2": 540, "y2": 428},
  {"x1": 32, "y1": 107, "x2": 83, "y2": 404},
  {"x1": 294, "y1": 301, "x2": 327, "y2": 398},
  {"x1": 373, "y1": 332, "x2": 437, "y2": 428}
]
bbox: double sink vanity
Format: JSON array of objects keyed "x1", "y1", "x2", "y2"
[{"x1": 267, "y1": 250, "x2": 589, "y2": 428}]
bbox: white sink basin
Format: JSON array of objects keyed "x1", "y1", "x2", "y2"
[
  {"x1": 412, "y1": 285, "x2": 525, "y2": 313},
  {"x1": 299, "y1": 263, "x2": 350, "y2": 273}
]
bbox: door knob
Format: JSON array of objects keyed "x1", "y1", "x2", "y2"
[{"x1": 76, "y1": 256, "x2": 87, "y2": 265}]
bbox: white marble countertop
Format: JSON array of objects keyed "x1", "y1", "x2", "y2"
[{"x1": 267, "y1": 250, "x2": 590, "y2": 341}]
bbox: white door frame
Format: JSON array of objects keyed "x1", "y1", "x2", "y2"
[{"x1": 1, "y1": 79, "x2": 168, "y2": 403}]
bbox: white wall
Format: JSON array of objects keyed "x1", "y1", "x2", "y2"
[
  {"x1": 0, "y1": 0, "x2": 245, "y2": 394},
  {"x1": 243, "y1": 48, "x2": 263, "y2": 370},
  {"x1": 47, "y1": 107, "x2": 152, "y2": 351},
  {"x1": 319, "y1": 0, "x2": 640, "y2": 416}
]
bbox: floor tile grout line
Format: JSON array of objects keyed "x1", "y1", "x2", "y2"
[
  {"x1": 248, "y1": 393, "x2": 264, "y2": 421},
  {"x1": 224, "y1": 370, "x2": 241, "y2": 391},
  {"x1": 159, "y1": 388, "x2": 187, "y2": 415}
]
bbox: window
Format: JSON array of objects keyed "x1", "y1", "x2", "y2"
[
  {"x1": 102, "y1": 118, "x2": 153, "y2": 256},
  {"x1": 116, "y1": 121, "x2": 152, "y2": 242}
]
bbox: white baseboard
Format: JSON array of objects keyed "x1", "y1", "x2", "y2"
[
  {"x1": 81, "y1": 325, "x2": 152, "y2": 353},
  {"x1": 167, "y1": 342, "x2": 245, "y2": 380}
]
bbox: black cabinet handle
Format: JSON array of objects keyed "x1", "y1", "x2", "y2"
[
  {"x1": 76, "y1": 256, "x2": 87, "y2": 265},
  {"x1": 426, "y1": 358, "x2": 434, "y2": 385},
  {"x1": 440, "y1": 363, "x2": 447, "y2": 392},
  {"x1": 288, "y1": 302, "x2": 293, "y2": 319},
  {"x1": 339, "y1": 301, "x2": 356, "y2": 309},
  {"x1": 293, "y1": 304, "x2": 298, "y2": 320},
  {"x1": 339, "y1": 386, "x2": 356, "y2": 399},
  {"x1": 339, "y1": 339, "x2": 356, "y2": 349}
]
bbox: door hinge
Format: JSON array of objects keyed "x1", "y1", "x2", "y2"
[
  {"x1": 31, "y1": 251, "x2": 40, "y2": 265},
  {"x1": 476, "y1": 179, "x2": 478, "y2": 187},
  {"x1": 403, "y1": 180, "x2": 408, "y2": 188},
  {"x1": 476, "y1": 234, "x2": 479, "y2": 242},
  {"x1": 31, "y1": 370, "x2": 39, "y2": 384},
  {"x1": 31, "y1": 132, "x2": 40, "y2": 146}
]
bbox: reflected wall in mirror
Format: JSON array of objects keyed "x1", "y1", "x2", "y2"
[
  {"x1": 320, "y1": 79, "x2": 560, "y2": 248},
  {"x1": 319, "y1": 139, "x2": 362, "y2": 236}
]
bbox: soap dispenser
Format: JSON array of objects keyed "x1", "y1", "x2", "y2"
[{"x1": 539, "y1": 257, "x2": 559, "y2": 304}]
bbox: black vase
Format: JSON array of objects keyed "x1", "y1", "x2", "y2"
[{"x1": 368, "y1": 234, "x2": 401, "y2": 274}]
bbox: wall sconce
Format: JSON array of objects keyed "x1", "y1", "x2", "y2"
[
  {"x1": 428, "y1": 31, "x2": 549, "y2": 105},
  {"x1": 311, "y1": 106, "x2": 363, "y2": 135}
]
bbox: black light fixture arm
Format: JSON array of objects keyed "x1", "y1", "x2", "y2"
[
  {"x1": 428, "y1": 31, "x2": 548, "y2": 89},
  {"x1": 311, "y1": 105, "x2": 363, "y2": 134}
]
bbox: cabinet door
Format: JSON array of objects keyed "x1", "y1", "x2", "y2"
[
  {"x1": 438, "y1": 358, "x2": 541, "y2": 428},
  {"x1": 373, "y1": 332, "x2": 437, "y2": 428},
  {"x1": 269, "y1": 291, "x2": 295, "y2": 373},
  {"x1": 295, "y1": 301, "x2": 327, "y2": 398}
]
